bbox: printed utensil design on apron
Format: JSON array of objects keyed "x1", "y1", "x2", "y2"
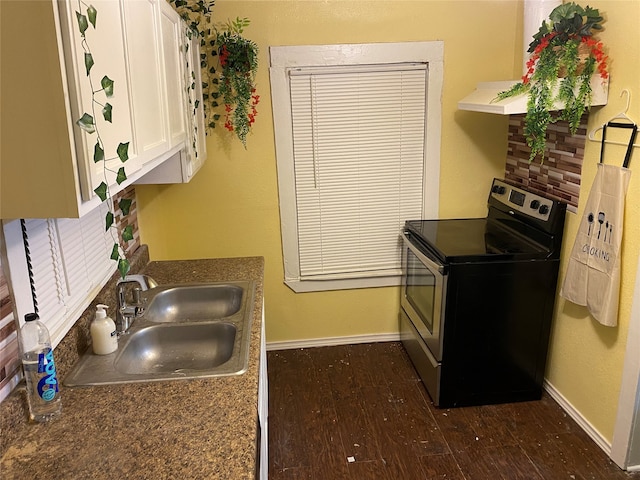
[{"x1": 561, "y1": 120, "x2": 637, "y2": 327}]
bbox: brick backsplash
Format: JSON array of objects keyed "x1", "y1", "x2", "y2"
[
  {"x1": 115, "y1": 185, "x2": 141, "y2": 257},
  {"x1": 505, "y1": 113, "x2": 589, "y2": 213},
  {"x1": 0, "y1": 263, "x2": 20, "y2": 396},
  {"x1": 0, "y1": 186, "x2": 140, "y2": 403}
]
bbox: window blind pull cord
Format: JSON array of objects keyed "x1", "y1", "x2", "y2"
[
  {"x1": 311, "y1": 76, "x2": 319, "y2": 189},
  {"x1": 20, "y1": 219, "x2": 39, "y2": 316}
]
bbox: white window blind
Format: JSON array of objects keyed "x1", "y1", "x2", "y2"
[
  {"x1": 4, "y1": 204, "x2": 116, "y2": 346},
  {"x1": 270, "y1": 42, "x2": 443, "y2": 292},
  {"x1": 289, "y1": 64, "x2": 426, "y2": 279}
]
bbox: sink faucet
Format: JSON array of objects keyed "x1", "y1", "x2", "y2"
[{"x1": 116, "y1": 276, "x2": 154, "y2": 334}]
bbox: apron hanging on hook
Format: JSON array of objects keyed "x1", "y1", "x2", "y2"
[{"x1": 561, "y1": 121, "x2": 636, "y2": 326}]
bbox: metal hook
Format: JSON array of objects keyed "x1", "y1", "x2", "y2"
[
  {"x1": 620, "y1": 89, "x2": 631, "y2": 114},
  {"x1": 588, "y1": 88, "x2": 639, "y2": 150}
]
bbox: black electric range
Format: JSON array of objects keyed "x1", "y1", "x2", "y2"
[{"x1": 400, "y1": 179, "x2": 567, "y2": 407}]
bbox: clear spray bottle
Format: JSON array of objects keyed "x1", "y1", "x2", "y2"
[{"x1": 19, "y1": 313, "x2": 62, "y2": 422}]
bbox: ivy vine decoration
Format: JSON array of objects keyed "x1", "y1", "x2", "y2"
[
  {"x1": 74, "y1": 3, "x2": 132, "y2": 278},
  {"x1": 182, "y1": 26, "x2": 202, "y2": 164},
  {"x1": 494, "y1": 2, "x2": 607, "y2": 162},
  {"x1": 169, "y1": 0, "x2": 260, "y2": 146},
  {"x1": 168, "y1": 0, "x2": 217, "y2": 129}
]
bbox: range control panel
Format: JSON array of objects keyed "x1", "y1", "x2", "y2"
[{"x1": 489, "y1": 179, "x2": 553, "y2": 222}]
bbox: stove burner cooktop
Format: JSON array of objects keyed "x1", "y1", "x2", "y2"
[
  {"x1": 404, "y1": 178, "x2": 566, "y2": 264},
  {"x1": 405, "y1": 218, "x2": 550, "y2": 263}
]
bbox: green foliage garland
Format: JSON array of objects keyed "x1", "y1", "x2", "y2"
[
  {"x1": 74, "y1": 1, "x2": 132, "y2": 278},
  {"x1": 169, "y1": 1, "x2": 259, "y2": 146},
  {"x1": 494, "y1": 2, "x2": 608, "y2": 162}
]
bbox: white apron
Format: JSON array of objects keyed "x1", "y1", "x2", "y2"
[{"x1": 561, "y1": 122, "x2": 637, "y2": 326}]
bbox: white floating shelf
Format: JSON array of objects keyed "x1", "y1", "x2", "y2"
[{"x1": 458, "y1": 77, "x2": 609, "y2": 115}]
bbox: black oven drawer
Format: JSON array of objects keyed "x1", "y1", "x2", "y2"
[{"x1": 399, "y1": 309, "x2": 441, "y2": 406}]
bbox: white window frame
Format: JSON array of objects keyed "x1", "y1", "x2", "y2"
[{"x1": 270, "y1": 42, "x2": 443, "y2": 293}]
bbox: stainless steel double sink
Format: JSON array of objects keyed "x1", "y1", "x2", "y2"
[{"x1": 65, "y1": 281, "x2": 255, "y2": 386}]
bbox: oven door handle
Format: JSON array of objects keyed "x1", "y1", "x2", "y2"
[{"x1": 403, "y1": 231, "x2": 446, "y2": 275}]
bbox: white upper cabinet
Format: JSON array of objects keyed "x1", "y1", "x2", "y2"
[
  {"x1": 160, "y1": 0, "x2": 188, "y2": 149},
  {"x1": 135, "y1": 18, "x2": 207, "y2": 185},
  {"x1": 0, "y1": 0, "x2": 205, "y2": 219}
]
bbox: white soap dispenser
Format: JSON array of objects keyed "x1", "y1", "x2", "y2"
[{"x1": 91, "y1": 304, "x2": 118, "y2": 355}]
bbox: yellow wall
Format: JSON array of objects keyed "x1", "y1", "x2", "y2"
[
  {"x1": 137, "y1": 0, "x2": 513, "y2": 342},
  {"x1": 137, "y1": 0, "x2": 640, "y2": 445},
  {"x1": 545, "y1": 0, "x2": 640, "y2": 443}
]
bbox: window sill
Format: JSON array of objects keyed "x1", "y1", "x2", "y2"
[{"x1": 284, "y1": 274, "x2": 402, "y2": 293}]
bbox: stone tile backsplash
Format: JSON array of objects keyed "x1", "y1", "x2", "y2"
[
  {"x1": 0, "y1": 263, "x2": 20, "y2": 398},
  {"x1": 505, "y1": 113, "x2": 589, "y2": 213}
]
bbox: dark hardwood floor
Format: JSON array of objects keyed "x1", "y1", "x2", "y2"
[{"x1": 268, "y1": 342, "x2": 640, "y2": 480}]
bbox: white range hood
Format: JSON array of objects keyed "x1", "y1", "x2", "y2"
[
  {"x1": 458, "y1": 78, "x2": 609, "y2": 115},
  {"x1": 458, "y1": 81, "x2": 530, "y2": 115},
  {"x1": 457, "y1": 0, "x2": 608, "y2": 115}
]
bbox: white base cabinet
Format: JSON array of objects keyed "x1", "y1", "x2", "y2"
[{"x1": 258, "y1": 306, "x2": 268, "y2": 480}]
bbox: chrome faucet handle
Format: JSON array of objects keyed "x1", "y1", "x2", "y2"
[
  {"x1": 132, "y1": 286, "x2": 142, "y2": 304},
  {"x1": 115, "y1": 279, "x2": 147, "y2": 334}
]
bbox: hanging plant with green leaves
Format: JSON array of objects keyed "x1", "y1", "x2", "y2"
[
  {"x1": 217, "y1": 18, "x2": 260, "y2": 146},
  {"x1": 494, "y1": 2, "x2": 608, "y2": 162},
  {"x1": 169, "y1": 0, "x2": 260, "y2": 146},
  {"x1": 74, "y1": 2, "x2": 132, "y2": 278}
]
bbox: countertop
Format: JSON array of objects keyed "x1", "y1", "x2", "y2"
[{"x1": 0, "y1": 254, "x2": 265, "y2": 480}]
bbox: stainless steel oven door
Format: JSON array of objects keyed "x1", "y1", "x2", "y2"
[{"x1": 401, "y1": 231, "x2": 447, "y2": 361}]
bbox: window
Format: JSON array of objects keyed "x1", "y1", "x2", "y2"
[
  {"x1": 2, "y1": 203, "x2": 117, "y2": 347},
  {"x1": 270, "y1": 42, "x2": 443, "y2": 292}
]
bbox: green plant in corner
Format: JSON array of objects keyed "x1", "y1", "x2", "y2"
[
  {"x1": 494, "y1": 2, "x2": 608, "y2": 162},
  {"x1": 217, "y1": 17, "x2": 260, "y2": 146},
  {"x1": 169, "y1": 0, "x2": 260, "y2": 146},
  {"x1": 74, "y1": 2, "x2": 132, "y2": 278}
]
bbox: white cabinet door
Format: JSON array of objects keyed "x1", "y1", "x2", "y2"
[
  {"x1": 121, "y1": 0, "x2": 170, "y2": 166},
  {"x1": 182, "y1": 26, "x2": 207, "y2": 181},
  {"x1": 135, "y1": 22, "x2": 207, "y2": 186},
  {"x1": 57, "y1": 0, "x2": 141, "y2": 202},
  {"x1": 160, "y1": 1, "x2": 187, "y2": 149}
]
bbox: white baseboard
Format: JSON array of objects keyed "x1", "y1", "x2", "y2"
[
  {"x1": 266, "y1": 333, "x2": 401, "y2": 351},
  {"x1": 544, "y1": 379, "x2": 611, "y2": 455}
]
